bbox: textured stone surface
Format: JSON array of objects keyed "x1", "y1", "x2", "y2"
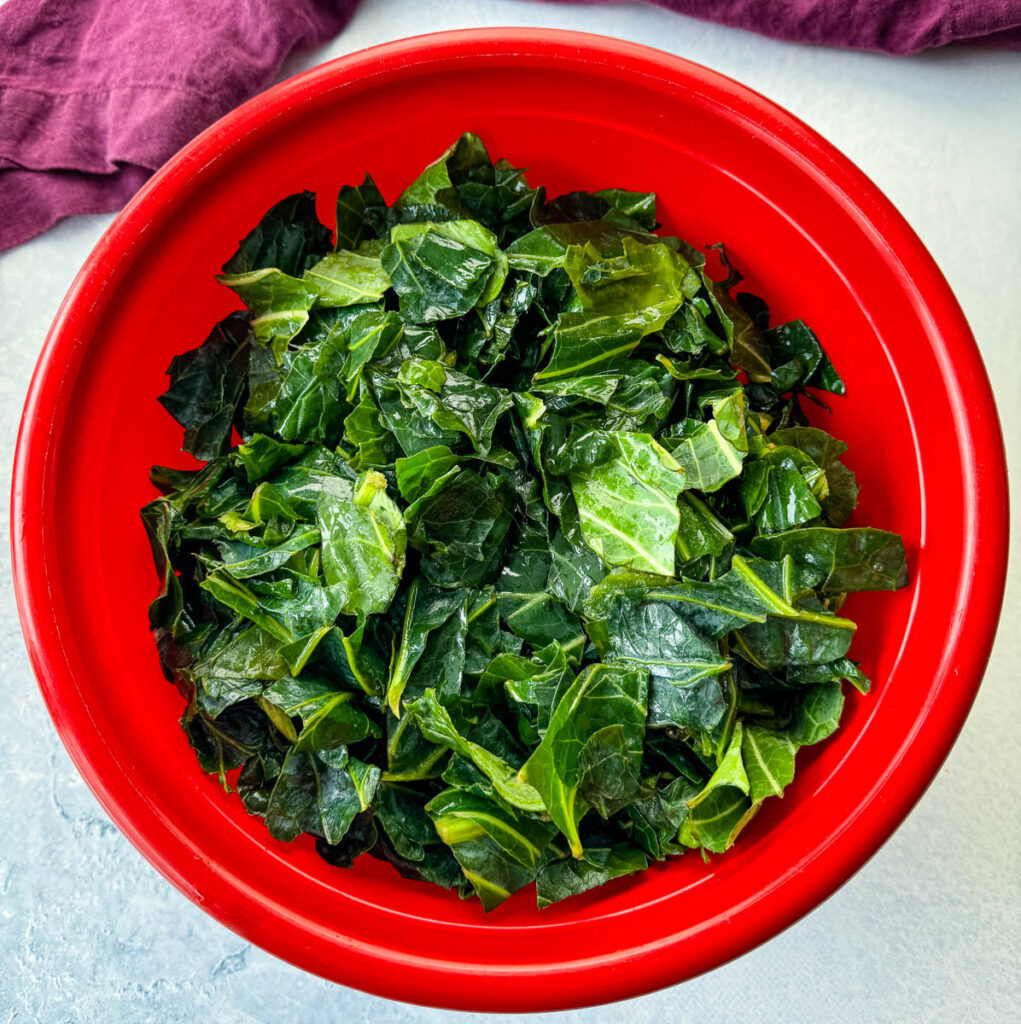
[{"x1": 1, "y1": 2, "x2": 1019, "y2": 1021}]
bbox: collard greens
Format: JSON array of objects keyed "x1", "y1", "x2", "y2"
[{"x1": 144, "y1": 134, "x2": 908, "y2": 911}]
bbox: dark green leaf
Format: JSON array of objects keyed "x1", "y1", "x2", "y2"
[
  {"x1": 158, "y1": 314, "x2": 250, "y2": 460},
  {"x1": 750, "y1": 527, "x2": 909, "y2": 593},
  {"x1": 381, "y1": 224, "x2": 496, "y2": 323},
  {"x1": 335, "y1": 174, "x2": 390, "y2": 251},
  {"x1": 770, "y1": 427, "x2": 859, "y2": 526},
  {"x1": 788, "y1": 681, "x2": 845, "y2": 745},
  {"x1": 223, "y1": 191, "x2": 332, "y2": 277},
  {"x1": 520, "y1": 663, "x2": 648, "y2": 856},
  {"x1": 266, "y1": 749, "x2": 379, "y2": 845},
  {"x1": 262, "y1": 676, "x2": 378, "y2": 752},
  {"x1": 536, "y1": 844, "x2": 648, "y2": 907}
]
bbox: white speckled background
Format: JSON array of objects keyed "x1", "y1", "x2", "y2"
[{"x1": 1, "y1": 2, "x2": 1019, "y2": 1021}]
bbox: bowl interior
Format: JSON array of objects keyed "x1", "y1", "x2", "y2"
[{"x1": 16, "y1": 31, "x2": 1001, "y2": 1012}]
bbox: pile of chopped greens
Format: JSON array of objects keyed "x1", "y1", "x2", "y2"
[{"x1": 143, "y1": 133, "x2": 908, "y2": 911}]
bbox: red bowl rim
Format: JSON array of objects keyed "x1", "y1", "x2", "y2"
[{"x1": 10, "y1": 28, "x2": 1009, "y2": 1011}]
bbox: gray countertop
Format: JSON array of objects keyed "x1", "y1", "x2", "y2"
[{"x1": 1, "y1": 2, "x2": 1018, "y2": 1021}]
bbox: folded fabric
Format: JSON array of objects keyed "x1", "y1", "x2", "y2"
[
  {"x1": 0, "y1": 0, "x2": 356, "y2": 251},
  {"x1": 607, "y1": 0, "x2": 1021, "y2": 52},
  {"x1": 0, "y1": 0, "x2": 1018, "y2": 253}
]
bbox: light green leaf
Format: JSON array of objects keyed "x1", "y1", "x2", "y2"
[
  {"x1": 570, "y1": 432, "x2": 685, "y2": 577},
  {"x1": 303, "y1": 247, "x2": 391, "y2": 307}
]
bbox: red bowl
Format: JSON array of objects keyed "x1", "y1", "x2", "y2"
[{"x1": 11, "y1": 29, "x2": 1008, "y2": 1012}]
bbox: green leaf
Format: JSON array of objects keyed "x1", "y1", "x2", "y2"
[
  {"x1": 158, "y1": 314, "x2": 250, "y2": 460},
  {"x1": 506, "y1": 218, "x2": 664, "y2": 275},
  {"x1": 520, "y1": 663, "x2": 648, "y2": 857},
  {"x1": 223, "y1": 190, "x2": 332, "y2": 276},
  {"x1": 741, "y1": 724, "x2": 797, "y2": 800},
  {"x1": 483, "y1": 643, "x2": 573, "y2": 745},
  {"x1": 750, "y1": 527, "x2": 909, "y2": 593},
  {"x1": 381, "y1": 227, "x2": 496, "y2": 323},
  {"x1": 625, "y1": 775, "x2": 697, "y2": 859},
  {"x1": 262, "y1": 675, "x2": 378, "y2": 752},
  {"x1": 661, "y1": 388, "x2": 748, "y2": 494},
  {"x1": 318, "y1": 471, "x2": 407, "y2": 619},
  {"x1": 675, "y1": 492, "x2": 733, "y2": 564},
  {"x1": 788, "y1": 681, "x2": 845, "y2": 745},
  {"x1": 570, "y1": 432, "x2": 685, "y2": 577},
  {"x1": 770, "y1": 427, "x2": 859, "y2": 526},
  {"x1": 536, "y1": 844, "x2": 648, "y2": 907},
  {"x1": 547, "y1": 523, "x2": 608, "y2": 614},
  {"x1": 394, "y1": 445, "x2": 459, "y2": 504},
  {"x1": 563, "y1": 237, "x2": 700, "y2": 335},
  {"x1": 680, "y1": 787, "x2": 756, "y2": 854},
  {"x1": 385, "y1": 580, "x2": 468, "y2": 715},
  {"x1": 682, "y1": 722, "x2": 755, "y2": 853},
  {"x1": 764, "y1": 319, "x2": 845, "y2": 396},
  {"x1": 495, "y1": 529, "x2": 587, "y2": 656},
  {"x1": 265, "y1": 749, "x2": 378, "y2": 844},
  {"x1": 787, "y1": 656, "x2": 871, "y2": 694},
  {"x1": 533, "y1": 313, "x2": 642, "y2": 382},
  {"x1": 181, "y1": 702, "x2": 270, "y2": 785},
  {"x1": 235, "y1": 434, "x2": 310, "y2": 483},
  {"x1": 302, "y1": 246, "x2": 391, "y2": 307},
  {"x1": 405, "y1": 468, "x2": 514, "y2": 587},
  {"x1": 426, "y1": 788, "x2": 553, "y2": 912},
  {"x1": 741, "y1": 446, "x2": 824, "y2": 533},
  {"x1": 392, "y1": 219, "x2": 508, "y2": 305},
  {"x1": 584, "y1": 572, "x2": 730, "y2": 732},
  {"x1": 407, "y1": 690, "x2": 544, "y2": 812},
  {"x1": 335, "y1": 174, "x2": 389, "y2": 251},
  {"x1": 244, "y1": 345, "x2": 348, "y2": 445},
  {"x1": 341, "y1": 309, "x2": 404, "y2": 400},
  {"x1": 391, "y1": 358, "x2": 513, "y2": 455},
  {"x1": 594, "y1": 188, "x2": 657, "y2": 230},
  {"x1": 216, "y1": 267, "x2": 319, "y2": 358},
  {"x1": 344, "y1": 383, "x2": 399, "y2": 468}
]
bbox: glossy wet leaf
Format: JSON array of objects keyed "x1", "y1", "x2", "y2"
[
  {"x1": 407, "y1": 690, "x2": 544, "y2": 812},
  {"x1": 158, "y1": 314, "x2": 250, "y2": 460},
  {"x1": 216, "y1": 267, "x2": 319, "y2": 357},
  {"x1": 381, "y1": 227, "x2": 495, "y2": 323},
  {"x1": 520, "y1": 663, "x2": 648, "y2": 856},
  {"x1": 265, "y1": 749, "x2": 378, "y2": 845},
  {"x1": 262, "y1": 675, "x2": 378, "y2": 752},
  {"x1": 536, "y1": 844, "x2": 648, "y2": 907},
  {"x1": 741, "y1": 724, "x2": 797, "y2": 800},
  {"x1": 533, "y1": 312, "x2": 643, "y2": 382},
  {"x1": 427, "y1": 788, "x2": 554, "y2": 911},
  {"x1": 302, "y1": 246, "x2": 391, "y2": 307},
  {"x1": 764, "y1": 319, "x2": 845, "y2": 396},
  {"x1": 584, "y1": 577, "x2": 729, "y2": 732},
  {"x1": 788, "y1": 681, "x2": 845, "y2": 745},
  {"x1": 385, "y1": 580, "x2": 468, "y2": 715},
  {"x1": 318, "y1": 471, "x2": 407, "y2": 619},
  {"x1": 751, "y1": 527, "x2": 908, "y2": 593},
  {"x1": 563, "y1": 237, "x2": 700, "y2": 334},
  {"x1": 570, "y1": 432, "x2": 686, "y2": 577}
]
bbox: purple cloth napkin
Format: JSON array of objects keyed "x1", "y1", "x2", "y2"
[
  {"x1": 1, "y1": 0, "x2": 1018, "y2": 253},
  {"x1": 630, "y1": 0, "x2": 1021, "y2": 51},
  {"x1": 0, "y1": 0, "x2": 356, "y2": 251}
]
